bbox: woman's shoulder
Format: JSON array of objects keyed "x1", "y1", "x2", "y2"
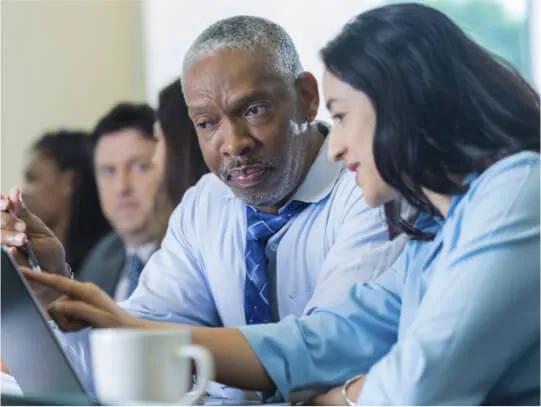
[
  {"x1": 471, "y1": 151, "x2": 538, "y2": 190},
  {"x1": 461, "y1": 151, "x2": 539, "y2": 209},
  {"x1": 450, "y1": 151, "x2": 539, "y2": 243}
]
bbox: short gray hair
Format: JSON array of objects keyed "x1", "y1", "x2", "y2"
[{"x1": 182, "y1": 16, "x2": 303, "y2": 84}]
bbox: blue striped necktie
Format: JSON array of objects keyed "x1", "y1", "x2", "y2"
[
  {"x1": 244, "y1": 200, "x2": 308, "y2": 324},
  {"x1": 125, "y1": 254, "x2": 145, "y2": 298}
]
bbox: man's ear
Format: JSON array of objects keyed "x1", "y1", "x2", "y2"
[{"x1": 294, "y1": 72, "x2": 319, "y2": 123}]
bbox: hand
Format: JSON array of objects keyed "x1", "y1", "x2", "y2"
[
  {"x1": 0, "y1": 358, "x2": 11, "y2": 374},
  {"x1": 311, "y1": 376, "x2": 365, "y2": 406},
  {"x1": 1, "y1": 187, "x2": 67, "y2": 276},
  {"x1": 311, "y1": 385, "x2": 345, "y2": 405},
  {"x1": 22, "y1": 269, "x2": 143, "y2": 331}
]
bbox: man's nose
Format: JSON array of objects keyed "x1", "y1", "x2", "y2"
[
  {"x1": 219, "y1": 119, "x2": 256, "y2": 158},
  {"x1": 114, "y1": 168, "x2": 132, "y2": 195}
]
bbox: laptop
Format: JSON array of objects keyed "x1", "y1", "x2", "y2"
[
  {"x1": 1, "y1": 248, "x2": 270, "y2": 406},
  {"x1": 1, "y1": 247, "x2": 95, "y2": 404}
]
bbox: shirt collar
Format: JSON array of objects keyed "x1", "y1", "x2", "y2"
[
  {"x1": 125, "y1": 241, "x2": 157, "y2": 263},
  {"x1": 287, "y1": 135, "x2": 344, "y2": 204}
]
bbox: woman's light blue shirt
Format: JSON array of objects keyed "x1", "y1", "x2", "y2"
[{"x1": 240, "y1": 151, "x2": 540, "y2": 405}]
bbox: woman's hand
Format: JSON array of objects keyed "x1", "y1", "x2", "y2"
[
  {"x1": 1, "y1": 187, "x2": 67, "y2": 276},
  {"x1": 22, "y1": 269, "x2": 144, "y2": 331}
]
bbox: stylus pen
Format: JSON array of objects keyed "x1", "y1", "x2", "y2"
[{"x1": 18, "y1": 242, "x2": 42, "y2": 273}]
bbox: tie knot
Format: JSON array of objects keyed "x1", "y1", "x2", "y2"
[{"x1": 246, "y1": 200, "x2": 308, "y2": 242}]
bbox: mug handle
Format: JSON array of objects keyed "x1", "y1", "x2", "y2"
[{"x1": 174, "y1": 344, "x2": 215, "y2": 405}]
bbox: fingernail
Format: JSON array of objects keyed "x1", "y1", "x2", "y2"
[
  {"x1": 13, "y1": 234, "x2": 26, "y2": 245},
  {"x1": 14, "y1": 222, "x2": 26, "y2": 232}
]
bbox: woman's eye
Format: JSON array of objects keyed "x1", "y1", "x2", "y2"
[
  {"x1": 332, "y1": 113, "x2": 346, "y2": 123},
  {"x1": 195, "y1": 121, "x2": 209, "y2": 129}
]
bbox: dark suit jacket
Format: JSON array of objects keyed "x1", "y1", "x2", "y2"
[{"x1": 77, "y1": 231, "x2": 126, "y2": 297}]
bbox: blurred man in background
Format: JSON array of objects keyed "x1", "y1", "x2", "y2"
[{"x1": 77, "y1": 103, "x2": 161, "y2": 301}]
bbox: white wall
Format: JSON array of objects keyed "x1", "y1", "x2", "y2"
[
  {"x1": 1, "y1": 0, "x2": 146, "y2": 189},
  {"x1": 141, "y1": 0, "x2": 539, "y2": 108},
  {"x1": 141, "y1": 0, "x2": 383, "y2": 115}
]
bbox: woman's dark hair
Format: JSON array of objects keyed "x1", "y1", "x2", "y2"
[
  {"x1": 157, "y1": 78, "x2": 208, "y2": 207},
  {"x1": 321, "y1": 3, "x2": 540, "y2": 239},
  {"x1": 32, "y1": 130, "x2": 111, "y2": 273}
]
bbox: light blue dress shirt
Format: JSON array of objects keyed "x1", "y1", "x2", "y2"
[
  {"x1": 120, "y1": 137, "x2": 403, "y2": 324},
  {"x1": 240, "y1": 151, "x2": 540, "y2": 405},
  {"x1": 59, "y1": 137, "x2": 405, "y2": 397}
]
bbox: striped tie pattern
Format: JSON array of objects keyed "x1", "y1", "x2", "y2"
[
  {"x1": 244, "y1": 200, "x2": 308, "y2": 324},
  {"x1": 125, "y1": 254, "x2": 145, "y2": 298}
]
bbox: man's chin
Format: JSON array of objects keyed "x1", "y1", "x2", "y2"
[
  {"x1": 114, "y1": 221, "x2": 151, "y2": 240},
  {"x1": 230, "y1": 185, "x2": 292, "y2": 209}
]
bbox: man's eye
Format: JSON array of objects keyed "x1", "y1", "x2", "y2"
[
  {"x1": 132, "y1": 162, "x2": 151, "y2": 173},
  {"x1": 98, "y1": 167, "x2": 115, "y2": 177},
  {"x1": 245, "y1": 104, "x2": 268, "y2": 117}
]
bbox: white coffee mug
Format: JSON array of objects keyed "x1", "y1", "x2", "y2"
[{"x1": 90, "y1": 328, "x2": 214, "y2": 404}]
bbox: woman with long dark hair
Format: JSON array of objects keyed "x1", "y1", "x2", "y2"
[
  {"x1": 152, "y1": 78, "x2": 208, "y2": 239},
  {"x1": 23, "y1": 130, "x2": 111, "y2": 275},
  {"x1": 18, "y1": 3, "x2": 540, "y2": 404}
]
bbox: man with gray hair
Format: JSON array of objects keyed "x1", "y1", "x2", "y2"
[{"x1": 1, "y1": 15, "x2": 405, "y2": 401}]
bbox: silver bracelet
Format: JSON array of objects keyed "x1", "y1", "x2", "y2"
[{"x1": 341, "y1": 374, "x2": 363, "y2": 406}]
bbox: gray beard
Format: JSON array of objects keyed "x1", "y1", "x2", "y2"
[{"x1": 232, "y1": 121, "x2": 315, "y2": 208}]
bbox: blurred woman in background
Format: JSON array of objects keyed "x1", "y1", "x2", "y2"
[
  {"x1": 23, "y1": 130, "x2": 110, "y2": 275},
  {"x1": 153, "y1": 78, "x2": 208, "y2": 237}
]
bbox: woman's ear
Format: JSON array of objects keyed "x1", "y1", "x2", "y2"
[{"x1": 294, "y1": 72, "x2": 320, "y2": 123}]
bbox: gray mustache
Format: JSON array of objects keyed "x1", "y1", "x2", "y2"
[{"x1": 220, "y1": 157, "x2": 273, "y2": 180}]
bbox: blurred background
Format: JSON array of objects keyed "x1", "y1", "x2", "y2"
[{"x1": 1, "y1": 0, "x2": 539, "y2": 189}]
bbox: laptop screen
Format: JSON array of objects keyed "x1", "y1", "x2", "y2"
[{"x1": 1, "y1": 248, "x2": 92, "y2": 403}]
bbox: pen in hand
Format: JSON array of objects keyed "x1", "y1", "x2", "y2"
[
  {"x1": 18, "y1": 242, "x2": 42, "y2": 273},
  {"x1": 1, "y1": 191, "x2": 43, "y2": 273}
]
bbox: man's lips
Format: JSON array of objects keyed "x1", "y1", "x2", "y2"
[
  {"x1": 228, "y1": 165, "x2": 269, "y2": 188},
  {"x1": 116, "y1": 201, "x2": 139, "y2": 210}
]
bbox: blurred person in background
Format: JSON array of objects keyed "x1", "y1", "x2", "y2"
[
  {"x1": 77, "y1": 103, "x2": 161, "y2": 300},
  {"x1": 23, "y1": 130, "x2": 111, "y2": 275},
  {"x1": 152, "y1": 77, "x2": 209, "y2": 238}
]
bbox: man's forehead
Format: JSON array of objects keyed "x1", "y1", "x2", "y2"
[
  {"x1": 184, "y1": 49, "x2": 286, "y2": 97},
  {"x1": 95, "y1": 130, "x2": 155, "y2": 162},
  {"x1": 184, "y1": 50, "x2": 287, "y2": 111}
]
